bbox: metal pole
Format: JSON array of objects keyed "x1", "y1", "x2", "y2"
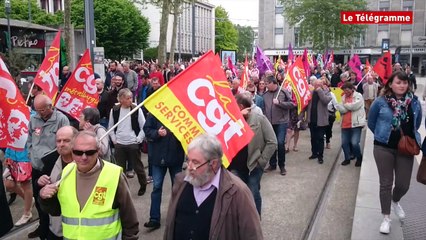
[
  {"x1": 409, "y1": 3, "x2": 415, "y2": 67},
  {"x1": 5, "y1": 0, "x2": 11, "y2": 55},
  {"x1": 178, "y1": 14, "x2": 181, "y2": 62},
  {"x1": 84, "y1": 0, "x2": 96, "y2": 62},
  {"x1": 192, "y1": 2, "x2": 195, "y2": 59}
]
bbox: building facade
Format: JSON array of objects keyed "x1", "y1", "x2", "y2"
[
  {"x1": 137, "y1": 0, "x2": 215, "y2": 61},
  {"x1": 38, "y1": 0, "x2": 64, "y2": 13},
  {"x1": 259, "y1": 0, "x2": 426, "y2": 73}
]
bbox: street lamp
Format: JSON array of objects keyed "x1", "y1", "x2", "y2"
[
  {"x1": 84, "y1": 0, "x2": 96, "y2": 62},
  {"x1": 5, "y1": 0, "x2": 11, "y2": 55}
]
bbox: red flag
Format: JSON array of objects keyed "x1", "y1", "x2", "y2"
[
  {"x1": 373, "y1": 52, "x2": 392, "y2": 84},
  {"x1": 55, "y1": 49, "x2": 99, "y2": 120},
  {"x1": 326, "y1": 50, "x2": 334, "y2": 69},
  {"x1": 0, "y1": 57, "x2": 31, "y2": 150},
  {"x1": 240, "y1": 55, "x2": 249, "y2": 89},
  {"x1": 33, "y1": 31, "x2": 61, "y2": 100},
  {"x1": 284, "y1": 57, "x2": 312, "y2": 114},
  {"x1": 143, "y1": 50, "x2": 254, "y2": 168}
]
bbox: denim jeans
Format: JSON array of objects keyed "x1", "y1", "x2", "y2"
[
  {"x1": 149, "y1": 165, "x2": 182, "y2": 222},
  {"x1": 341, "y1": 127, "x2": 362, "y2": 161},
  {"x1": 231, "y1": 166, "x2": 264, "y2": 216},
  {"x1": 99, "y1": 117, "x2": 109, "y2": 129},
  {"x1": 269, "y1": 123, "x2": 288, "y2": 168}
]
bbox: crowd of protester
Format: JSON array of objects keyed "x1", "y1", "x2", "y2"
[{"x1": 0, "y1": 55, "x2": 422, "y2": 239}]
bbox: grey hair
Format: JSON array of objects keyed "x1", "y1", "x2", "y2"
[
  {"x1": 188, "y1": 134, "x2": 223, "y2": 165},
  {"x1": 340, "y1": 72, "x2": 349, "y2": 79},
  {"x1": 309, "y1": 76, "x2": 317, "y2": 83},
  {"x1": 118, "y1": 88, "x2": 133, "y2": 99},
  {"x1": 122, "y1": 62, "x2": 129, "y2": 67},
  {"x1": 73, "y1": 130, "x2": 101, "y2": 150}
]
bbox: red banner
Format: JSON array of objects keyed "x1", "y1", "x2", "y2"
[
  {"x1": 55, "y1": 49, "x2": 98, "y2": 120},
  {"x1": 0, "y1": 57, "x2": 31, "y2": 150},
  {"x1": 144, "y1": 50, "x2": 254, "y2": 168},
  {"x1": 373, "y1": 52, "x2": 392, "y2": 84},
  {"x1": 284, "y1": 57, "x2": 312, "y2": 114},
  {"x1": 33, "y1": 31, "x2": 61, "y2": 100}
]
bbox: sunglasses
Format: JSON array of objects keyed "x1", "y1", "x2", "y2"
[{"x1": 72, "y1": 149, "x2": 98, "y2": 156}]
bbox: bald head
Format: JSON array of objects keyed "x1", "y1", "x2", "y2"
[
  {"x1": 56, "y1": 126, "x2": 78, "y2": 160},
  {"x1": 34, "y1": 95, "x2": 53, "y2": 120}
]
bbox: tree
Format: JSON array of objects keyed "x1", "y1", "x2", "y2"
[
  {"x1": 235, "y1": 24, "x2": 254, "y2": 61},
  {"x1": 71, "y1": 0, "x2": 150, "y2": 60},
  {"x1": 157, "y1": 0, "x2": 171, "y2": 65},
  {"x1": 143, "y1": 46, "x2": 158, "y2": 61},
  {"x1": 215, "y1": 6, "x2": 238, "y2": 53},
  {"x1": 0, "y1": 0, "x2": 63, "y2": 26},
  {"x1": 281, "y1": 0, "x2": 367, "y2": 51}
]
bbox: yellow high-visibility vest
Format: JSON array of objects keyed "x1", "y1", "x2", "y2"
[{"x1": 58, "y1": 161, "x2": 122, "y2": 240}]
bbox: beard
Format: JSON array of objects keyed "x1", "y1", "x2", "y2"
[{"x1": 185, "y1": 167, "x2": 214, "y2": 188}]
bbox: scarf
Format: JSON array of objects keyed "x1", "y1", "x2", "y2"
[{"x1": 385, "y1": 92, "x2": 413, "y2": 130}]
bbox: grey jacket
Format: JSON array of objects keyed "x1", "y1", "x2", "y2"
[
  {"x1": 306, "y1": 89, "x2": 332, "y2": 127},
  {"x1": 246, "y1": 112, "x2": 277, "y2": 172},
  {"x1": 27, "y1": 109, "x2": 69, "y2": 171},
  {"x1": 263, "y1": 89, "x2": 296, "y2": 125},
  {"x1": 124, "y1": 70, "x2": 138, "y2": 91}
]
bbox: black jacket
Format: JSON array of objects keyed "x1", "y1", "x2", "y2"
[{"x1": 143, "y1": 114, "x2": 185, "y2": 167}]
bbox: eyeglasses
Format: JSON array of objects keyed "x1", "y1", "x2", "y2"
[
  {"x1": 186, "y1": 158, "x2": 212, "y2": 170},
  {"x1": 72, "y1": 149, "x2": 98, "y2": 156}
]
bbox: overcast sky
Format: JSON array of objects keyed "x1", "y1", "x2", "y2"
[{"x1": 209, "y1": 0, "x2": 258, "y2": 28}]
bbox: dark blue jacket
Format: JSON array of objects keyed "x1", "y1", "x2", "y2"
[{"x1": 143, "y1": 114, "x2": 185, "y2": 167}]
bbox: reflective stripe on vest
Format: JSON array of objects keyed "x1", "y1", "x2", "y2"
[
  {"x1": 58, "y1": 161, "x2": 122, "y2": 240},
  {"x1": 62, "y1": 212, "x2": 119, "y2": 226}
]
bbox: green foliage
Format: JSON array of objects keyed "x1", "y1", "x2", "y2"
[
  {"x1": 281, "y1": 0, "x2": 367, "y2": 51},
  {"x1": 215, "y1": 6, "x2": 238, "y2": 53},
  {"x1": 0, "y1": 0, "x2": 63, "y2": 26},
  {"x1": 143, "y1": 46, "x2": 158, "y2": 61},
  {"x1": 235, "y1": 25, "x2": 254, "y2": 61},
  {"x1": 71, "y1": 0, "x2": 150, "y2": 60}
]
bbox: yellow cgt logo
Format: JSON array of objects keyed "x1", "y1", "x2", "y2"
[{"x1": 92, "y1": 186, "x2": 107, "y2": 206}]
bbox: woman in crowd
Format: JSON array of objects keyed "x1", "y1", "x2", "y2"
[
  {"x1": 336, "y1": 82, "x2": 365, "y2": 167},
  {"x1": 367, "y1": 71, "x2": 421, "y2": 234},
  {"x1": 79, "y1": 108, "x2": 111, "y2": 161},
  {"x1": 257, "y1": 79, "x2": 267, "y2": 96}
]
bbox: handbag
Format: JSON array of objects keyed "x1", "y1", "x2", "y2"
[
  {"x1": 140, "y1": 139, "x2": 148, "y2": 154},
  {"x1": 417, "y1": 156, "x2": 426, "y2": 185},
  {"x1": 397, "y1": 129, "x2": 420, "y2": 156}
]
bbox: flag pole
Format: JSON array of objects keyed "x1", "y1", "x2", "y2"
[
  {"x1": 356, "y1": 70, "x2": 372, "y2": 89},
  {"x1": 26, "y1": 83, "x2": 35, "y2": 104}
]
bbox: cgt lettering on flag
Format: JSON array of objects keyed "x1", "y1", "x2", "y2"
[
  {"x1": 40, "y1": 62, "x2": 59, "y2": 94},
  {"x1": 187, "y1": 77, "x2": 244, "y2": 149}
]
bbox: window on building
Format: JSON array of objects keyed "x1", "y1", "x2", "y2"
[
  {"x1": 276, "y1": 14, "x2": 284, "y2": 28},
  {"x1": 379, "y1": 0, "x2": 390, "y2": 9},
  {"x1": 275, "y1": 6, "x2": 283, "y2": 14},
  {"x1": 402, "y1": 0, "x2": 414, "y2": 8},
  {"x1": 275, "y1": 28, "x2": 284, "y2": 35},
  {"x1": 275, "y1": 34, "x2": 284, "y2": 48},
  {"x1": 400, "y1": 30, "x2": 411, "y2": 45},
  {"x1": 401, "y1": 24, "x2": 412, "y2": 31},
  {"x1": 354, "y1": 31, "x2": 366, "y2": 47}
]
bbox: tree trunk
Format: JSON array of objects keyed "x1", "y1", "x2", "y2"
[
  {"x1": 157, "y1": 0, "x2": 170, "y2": 65},
  {"x1": 63, "y1": 0, "x2": 72, "y2": 67},
  {"x1": 169, "y1": 9, "x2": 179, "y2": 63}
]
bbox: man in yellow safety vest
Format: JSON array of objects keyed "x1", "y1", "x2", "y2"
[{"x1": 39, "y1": 131, "x2": 139, "y2": 239}]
